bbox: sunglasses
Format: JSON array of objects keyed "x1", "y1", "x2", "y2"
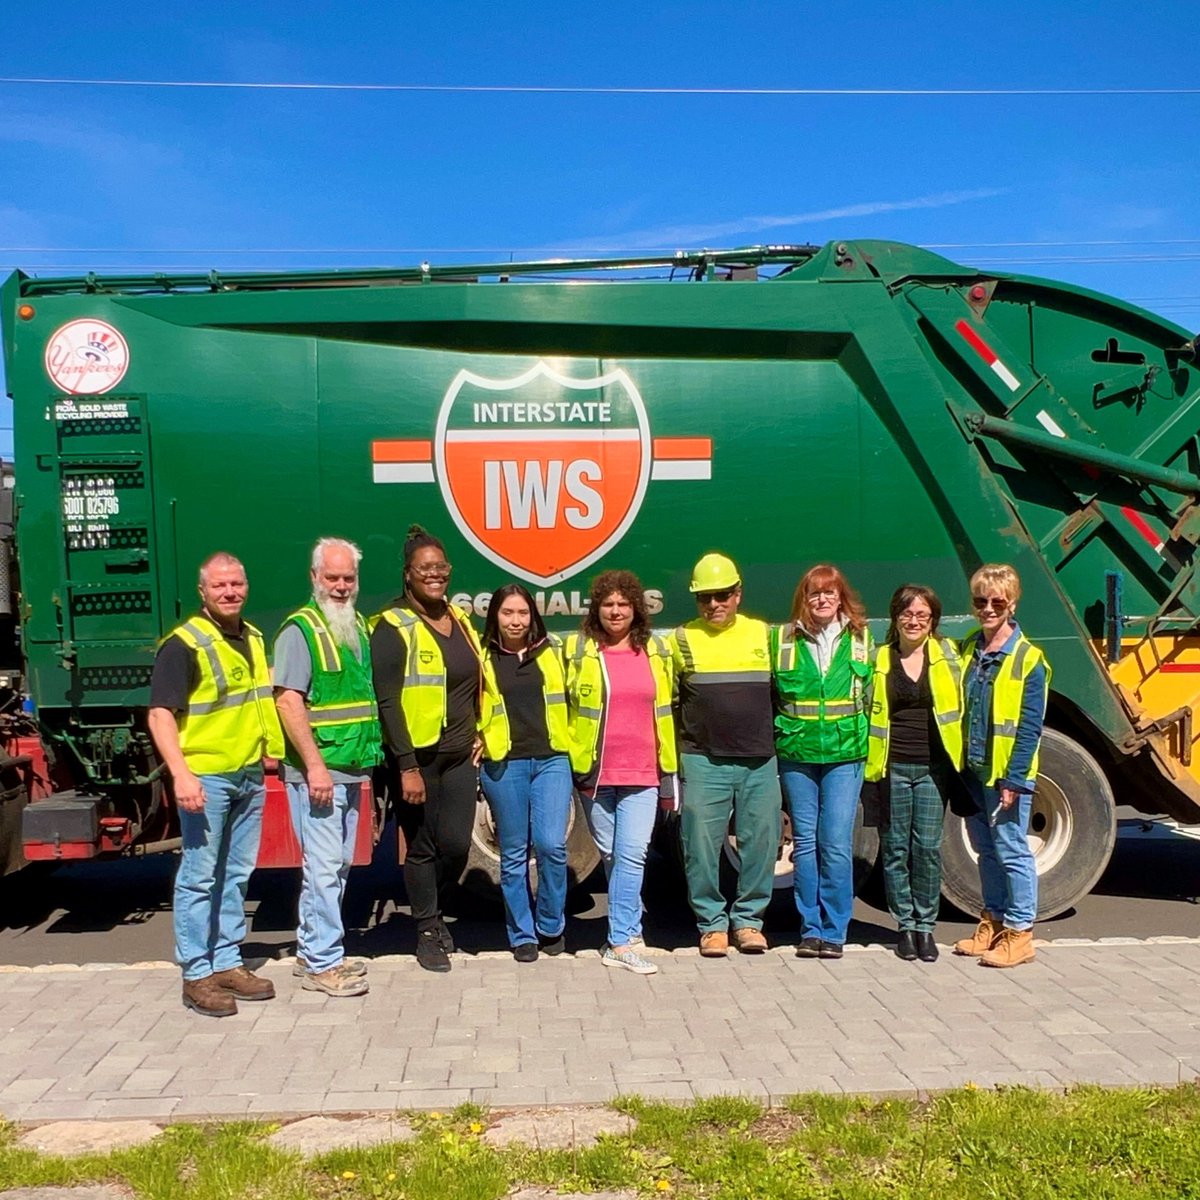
[
  {"x1": 972, "y1": 596, "x2": 1009, "y2": 612},
  {"x1": 696, "y1": 588, "x2": 737, "y2": 604}
]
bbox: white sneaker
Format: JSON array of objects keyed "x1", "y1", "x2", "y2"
[
  {"x1": 601, "y1": 946, "x2": 658, "y2": 975},
  {"x1": 293, "y1": 957, "x2": 368, "y2": 978}
]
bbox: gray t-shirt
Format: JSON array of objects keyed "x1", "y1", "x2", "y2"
[{"x1": 274, "y1": 622, "x2": 370, "y2": 785}]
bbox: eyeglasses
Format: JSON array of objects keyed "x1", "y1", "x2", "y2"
[
  {"x1": 410, "y1": 561, "x2": 452, "y2": 578},
  {"x1": 696, "y1": 588, "x2": 737, "y2": 604},
  {"x1": 898, "y1": 611, "x2": 932, "y2": 624},
  {"x1": 807, "y1": 589, "x2": 838, "y2": 601},
  {"x1": 972, "y1": 596, "x2": 1009, "y2": 612}
]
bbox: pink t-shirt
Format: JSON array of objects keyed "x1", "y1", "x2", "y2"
[{"x1": 596, "y1": 646, "x2": 660, "y2": 787}]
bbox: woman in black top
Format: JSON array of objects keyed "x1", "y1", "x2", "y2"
[
  {"x1": 370, "y1": 526, "x2": 483, "y2": 973},
  {"x1": 864, "y1": 585, "x2": 965, "y2": 964}
]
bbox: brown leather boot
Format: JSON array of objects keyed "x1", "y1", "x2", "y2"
[
  {"x1": 731, "y1": 927, "x2": 768, "y2": 954},
  {"x1": 952, "y1": 911, "x2": 1003, "y2": 957},
  {"x1": 700, "y1": 930, "x2": 729, "y2": 957},
  {"x1": 182, "y1": 976, "x2": 238, "y2": 1017},
  {"x1": 210, "y1": 965, "x2": 276, "y2": 1000},
  {"x1": 981, "y1": 927, "x2": 1036, "y2": 968}
]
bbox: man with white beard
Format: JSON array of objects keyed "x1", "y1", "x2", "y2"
[{"x1": 273, "y1": 538, "x2": 382, "y2": 997}]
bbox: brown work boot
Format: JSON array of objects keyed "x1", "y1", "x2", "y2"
[
  {"x1": 210, "y1": 965, "x2": 276, "y2": 1001},
  {"x1": 981, "y1": 927, "x2": 1036, "y2": 969},
  {"x1": 700, "y1": 930, "x2": 729, "y2": 958},
  {"x1": 952, "y1": 911, "x2": 1004, "y2": 957},
  {"x1": 731, "y1": 927, "x2": 768, "y2": 954},
  {"x1": 182, "y1": 976, "x2": 237, "y2": 1018}
]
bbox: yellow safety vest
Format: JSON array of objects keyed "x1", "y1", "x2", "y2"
[
  {"x1": 479, "y1": 635, "x2": 571, "y2": 761},
  {"x1": 374, "y1": 603, "x2": 483, "y2": 750},
  {"x1": 563, "y1": 633, "x2": 677, "y2": 776},
  {"x1": 171, "y1": 616, "x2": 284, "y2": 774},
  {"x1": 959, "y1": 630, "x2": 1051, "y2": 786},
  {"x1": 865, "y1": 637, "x2": 964, "y2": 782}
]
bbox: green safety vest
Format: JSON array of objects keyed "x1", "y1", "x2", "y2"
[
  {"x1": 479, "y1": 635, "x2": 571, "y2": 760},
  {"x1": 771, "y1": 622, "x2": 873, "y2": 764},
  {"x1": 563, "y1": 633, "x2": 677, "y2": 776},
  {"x1": 170, "y1": 615, "x2": 285, "y2": 774},
  {"x1": 278, "y1": 604, "x2": 382, "y2": 772},
  {"x1": 374, "y1": 603, "x2": 483, "y2": 750},
  {"x1": 864, "y1": 637, "x2": 965, "y2": 782},
  {"x1": 959, "y1": 629, "x2": 1052, "y2": 786}
]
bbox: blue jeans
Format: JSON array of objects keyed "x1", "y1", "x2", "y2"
[
  {"x1": 287, "y1": 779, "x2": 362, "y2": 973},
  {"x1": 963, "y1": 770, "x2": 1038, "y2": 930},
  {"x1": 781, "y1": 759, "x2": 864, "y2": 944},
  {"x1": 582, "y1": 785, "x2": 657, "y2": 948},
  {"x1": 481, "y1": 755, "x2": 573, "y2": 947},
  {"x1": 174, "y1": 767, "x2": 265, "y2": 981}
]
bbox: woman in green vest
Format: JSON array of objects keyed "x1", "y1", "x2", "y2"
[
  {"x1": 864, "y1": 585, "x2": 963, "y2": 964},
  {"x1": 478, "y1": 583, "x2": 573, "y2": 963},
  {"x1": 772, "y1": 564, "x2": 873, "y2": 960},
  {"x1": 370, "y1": 526, "x2": 483, "y2": 974}
]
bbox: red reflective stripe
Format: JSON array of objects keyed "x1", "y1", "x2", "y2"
[
  {"x1": 1158, "y1": 664, "x2": 1200, "y2": 674},
  {"x1": 1121, "y1": 505, "x2": 1163, "y2": 552},
  {"x1": 373, "y1": 439, "x2": 433, "y2": 463},
  {"x1": 955, "y1": 318, "x2": 998, "y2": 365},
  {"x1": 653, "y1": 437, "x2": 712, "y2": 460}
]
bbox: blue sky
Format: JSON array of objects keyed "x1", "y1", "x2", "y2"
[{"x1": 2, "y1": 2, "x2": 1198, "y2": 460}]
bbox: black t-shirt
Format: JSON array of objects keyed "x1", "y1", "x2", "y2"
[
  {"x1": 490, "y1": 641, "x2": 554, "y2": 759},
  {"x1": 886, "y1": 648, "x2": 946, "y2": 766},
  {"x1": 148, "y1": 621, "x2": 253, "y2": 712}
]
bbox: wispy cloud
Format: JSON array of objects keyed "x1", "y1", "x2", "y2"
[{"x1": 570, "y1": 188, "x2": 1007, "y2": 251}]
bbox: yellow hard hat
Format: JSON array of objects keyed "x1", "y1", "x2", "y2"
[{"x1": 689, "y1": 552, "x2": 741, "y2": 593}]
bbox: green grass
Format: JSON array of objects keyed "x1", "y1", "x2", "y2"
[{"x1": 2, "y1": 1087, "x2": 1200, "y2": 1199}]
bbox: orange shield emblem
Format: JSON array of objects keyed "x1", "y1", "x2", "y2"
[{"x1": 435, "y1": 361, "x2": 650, "y2": 587}]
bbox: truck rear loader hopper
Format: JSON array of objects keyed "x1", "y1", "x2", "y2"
[{"x1": 3, "y1": 238, "x2": 1200, "y2": 919}]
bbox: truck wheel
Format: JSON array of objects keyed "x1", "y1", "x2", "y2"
[
  {"x1": 461, "y1": 788, "x2": 601, "y2": 897},
  {"x1": 940, "y1": 729, "x2": 1116, "y2": 921}
]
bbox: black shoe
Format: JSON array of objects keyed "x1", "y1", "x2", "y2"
[
  {"x1": 538, "y1": 932, "x2": 567, "y2": 956},
  {"x1": 416, "y1": 929, "x2": 452, "y2": 973},
  {"x1": 795, "y1": 937, "x2": 822, "y2": 959},
  {"x1": 513, "y1": 943, "x2": 539, "y2": 963},
  {"x1": 435, "y1": 917, "x2": 456, "y2": 954},
  {"x1": 895, "y1": 931, "x2": 918, "y2": 962},
  {"x1": 818, "y1": 941, "x2": 844, "y2": 960},
  {"x1": 916, "y1": 932, "x2": 939, "y2": 963}
]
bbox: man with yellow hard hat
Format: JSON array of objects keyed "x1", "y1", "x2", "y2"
[{"x1": 669, "y1": 553, "x2": 782, "y2": 957}]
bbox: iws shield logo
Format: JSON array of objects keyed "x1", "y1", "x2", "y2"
[{"x1": 372, "y1": 359, "x2": 712, "y2": 588}]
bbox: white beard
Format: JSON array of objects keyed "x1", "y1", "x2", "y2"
[{"x1": 315, "y1": 591, "x2": 361, "y2": 648}]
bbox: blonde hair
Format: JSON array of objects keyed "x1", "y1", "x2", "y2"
[{"x1": 969, "y1": 563, "x2": 1021, "y2": 607}]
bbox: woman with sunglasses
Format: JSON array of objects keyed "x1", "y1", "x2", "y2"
[
  {"x1": 772, "y1": 565, "x2": 873, "y2": 960},
  {"x1": 371, "y1": 525, "x2": 483, "y2": 974},
  {"x1": 865, "y1": 585, "x2": 964, "y2": 964},
  {"x1": 952, "y1": 564, "x2": 1050, "y2": 969},
  {"x1": 478, "y1": 583, "x2": 573, "y2": 963}
]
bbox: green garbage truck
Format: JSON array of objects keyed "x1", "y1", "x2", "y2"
[{"x1": 2, "y1": 238, "x2": 1199, "y2": 918}]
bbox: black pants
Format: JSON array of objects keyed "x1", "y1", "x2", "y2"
[{"x1": 395, "y1": 747, "x2": 477, "y2": 930}]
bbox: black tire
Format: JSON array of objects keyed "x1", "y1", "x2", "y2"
[
  {"x1": 461, "y1": 787, "x2": 601, "y2": 897},
  {"x1": 940, "y1": 728, "x2": 1116, "y2": 921}
]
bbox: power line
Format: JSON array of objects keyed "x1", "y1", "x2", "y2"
[{"x1": 1, "y1": 76, "x2": 1199, "y2": 96}]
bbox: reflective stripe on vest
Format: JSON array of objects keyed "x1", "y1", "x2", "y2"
[
  {"x1": 479, "y1": 635, "x2": 571, "y2": 760},
  {"x1": 564, "y1": 632, "x2": 677, "y2": 775},
  {"x1": 864, "y1": 637, "x2": 965, "y2": 783},
  {"x1": 172, "y1": 617, "x2": 285, "y2": 773},
  {"x1": 376, "y1": 604, "x2": 482, "y2": 749},
  {"x1": 959, "y1": 630, "x2": 1051, "y2": 786}
]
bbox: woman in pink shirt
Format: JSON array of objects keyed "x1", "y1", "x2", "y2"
[{"x1": 565, "y1": 570, "x2": 677, "y2": 975}]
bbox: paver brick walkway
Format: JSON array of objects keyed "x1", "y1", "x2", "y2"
[{"x1": 2, "y1": 940, "x2": 1199, "y2": 1123}]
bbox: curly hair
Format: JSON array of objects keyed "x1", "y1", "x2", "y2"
[
  {"x1": 581, "y1": 569, "x2": 651, "y2": 652},
  {"x1": 790, "y1": 563, "x2": 867, "y2": 634}
]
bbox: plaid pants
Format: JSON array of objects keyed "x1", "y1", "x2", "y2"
[{"x1": 881, "y1": 761, "x2": 950, "y2": 933}]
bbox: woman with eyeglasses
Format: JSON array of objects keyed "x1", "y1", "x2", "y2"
[
  {"x1": 864, "y1": 585, "x2": 964, "y2": 964},
  {"x1": 772, "y1": 565, "x2": 873, "y2": 960},
  {"x1": 478, "y1": 583, "x2": 573, "y2": 963},
  {"x1": 371, "y1": 525, "x2": 483, "y2": 973},
  {"x1": 952, "y1": 564, "x2": 1050, "y2": 969}
]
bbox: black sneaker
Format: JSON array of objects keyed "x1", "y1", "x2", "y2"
[
  {"x1": 435, "y1": 917, "x2": 456, "y2": 954},
  {"x1": 513, "y1": 943, "x2": 539, "y2": 963},
  {"x1": 538, "y1": 932, "x2": 567, "y2": 956},
  {"x1": 416, "y1": 929, "x2": 451, "y2": 973},
  {"x1": 818, "y1": 940, "x2": 844, "y2": 960},
  {"x1": 794, "y1": 937, "x2": 822, "y2": 959}
]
